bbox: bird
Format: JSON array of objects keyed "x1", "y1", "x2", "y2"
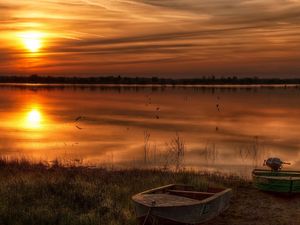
[
  {"x1": 75, "y1": 125, "x2": 83, "y2": 130},
  {"x1": 74, "y1": 116, "x2": 83, "y2": 122}
]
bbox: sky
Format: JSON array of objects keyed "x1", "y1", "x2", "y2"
[{"x1": 1, "y1": 0, "x2": 300, "y2": 77}]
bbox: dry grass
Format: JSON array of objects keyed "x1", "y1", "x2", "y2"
[
  {"x1": 0, "y1": 158, "x2": 298, "y2": 225},
  {"x1": 0, "y1": 158, "x2": 243, "y2": 225}
]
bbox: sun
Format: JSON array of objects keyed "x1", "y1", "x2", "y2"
[
  {"x1": 20, "y1": 32, "x2": 43, "y2": 53},
  {"x1": 26, "y1": 109, "x2": 42, "y2": 128}
]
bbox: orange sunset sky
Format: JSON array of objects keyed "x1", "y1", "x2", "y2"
[{"x1": 1, "y1": 0, "x2": 300, "y2": 77}]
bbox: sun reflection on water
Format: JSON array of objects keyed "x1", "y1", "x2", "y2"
[{"x1": 25, "y1": 108, "x2": 43, "y2": 129}]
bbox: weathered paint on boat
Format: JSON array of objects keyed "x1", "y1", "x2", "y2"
[
  {"x1": 132, "y1": 184, "x2": 232, "y2": 225},
  {"x1": 252, "y1": 169, "x2": 300, "y2": 193}
]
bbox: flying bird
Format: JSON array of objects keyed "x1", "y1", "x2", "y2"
[
  {"x1": 74, "y1": 116, "x2": 83, "y2": 122},
  {"x1": 75, "y1": 125, "x2": 83, "y2": 130}
]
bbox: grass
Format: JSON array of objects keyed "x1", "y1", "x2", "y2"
[{"x1": 0, "y1": 158, "x2": 248, "y2": 225}]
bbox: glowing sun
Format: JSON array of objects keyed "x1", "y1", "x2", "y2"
[
  {"x1": 26, "y1": 109, "x2": 42, "y2": 128},
  {"x1": 21, "y1": 32, "x2": 43, "y2": 53}
]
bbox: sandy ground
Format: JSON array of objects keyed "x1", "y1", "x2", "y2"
[{"x1": 205, "y1": 187, "x2": 300, "y2": 225}]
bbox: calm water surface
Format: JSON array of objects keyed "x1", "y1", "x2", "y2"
[{"x1": 1, "y1": 84, "x2": 300, "y2": 176}]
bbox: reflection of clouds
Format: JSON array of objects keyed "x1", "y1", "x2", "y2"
[
  {"x1": 0, "y1": 131, "x2": 23, "y2": 154},
  {"x1": 1, "y1": 86, "x2": 300, "y2": 173}
]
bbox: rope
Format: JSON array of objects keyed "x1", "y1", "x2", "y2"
[
  {"x1": 142, "y1": 207, "x2": 152, "y2": 225},
  {"x1": 142, "y1": 201, "x2": 156, "y2": 225}
]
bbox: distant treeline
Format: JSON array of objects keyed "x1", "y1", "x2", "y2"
[{"x1": 0, "y1": 75, "x2": 300, "y2": 85}]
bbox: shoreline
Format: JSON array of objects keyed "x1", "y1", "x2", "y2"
[
  {"x1": 1, "y1": 82, "x2": 300, "y2": 87},
  {"x1": 1, "y1": 75, "x2": 300, "y2": 86},
  {"x1": 0, "y1": 160, "x2": 299, "y2": 225}
]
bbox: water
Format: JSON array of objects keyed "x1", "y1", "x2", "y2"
[{"x1": 1, "y1": 84, "x2": 300, "y2": 176}]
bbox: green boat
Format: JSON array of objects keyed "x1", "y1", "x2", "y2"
[{"x1": 252, "y1": 169, "x2": 300, "y2": 193}]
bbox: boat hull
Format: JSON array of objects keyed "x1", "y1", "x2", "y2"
[
  {"x1": 132, "y1": 184, "x2": 232, "y2": 225},
  {"x1": 252, "y1": 169, "x2": 300, "y2": 193}
]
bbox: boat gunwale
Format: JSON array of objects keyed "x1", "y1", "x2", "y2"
[
  {"x1": 252, "y1": 175, "x2": 300, "y2": 181},
  {"x1": 253, "y1": 169, "x2": 300, "y2": 175},
  {"x1": 132, "y1": 184, "x2": 232, "y2": 208},
  {"x1": 252, "y1": 169, "x2": 300, "y2": 181}
]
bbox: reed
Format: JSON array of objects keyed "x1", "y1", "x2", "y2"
[{"x1": 0, "y1": 157, "x2": 248, "y2": 225}]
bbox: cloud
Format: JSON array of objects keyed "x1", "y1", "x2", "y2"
[{"x1": 1, "y1": 0, "x2": 300, "y2": 76}]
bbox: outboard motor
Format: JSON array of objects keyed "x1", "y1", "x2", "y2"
[{"x1": 263, "y1": 158, "x2": 290, "y2": 171}]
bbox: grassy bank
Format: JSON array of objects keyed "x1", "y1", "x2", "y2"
[{"x1": 0, "y1": 159, "x2": 299, "y2": 225}]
